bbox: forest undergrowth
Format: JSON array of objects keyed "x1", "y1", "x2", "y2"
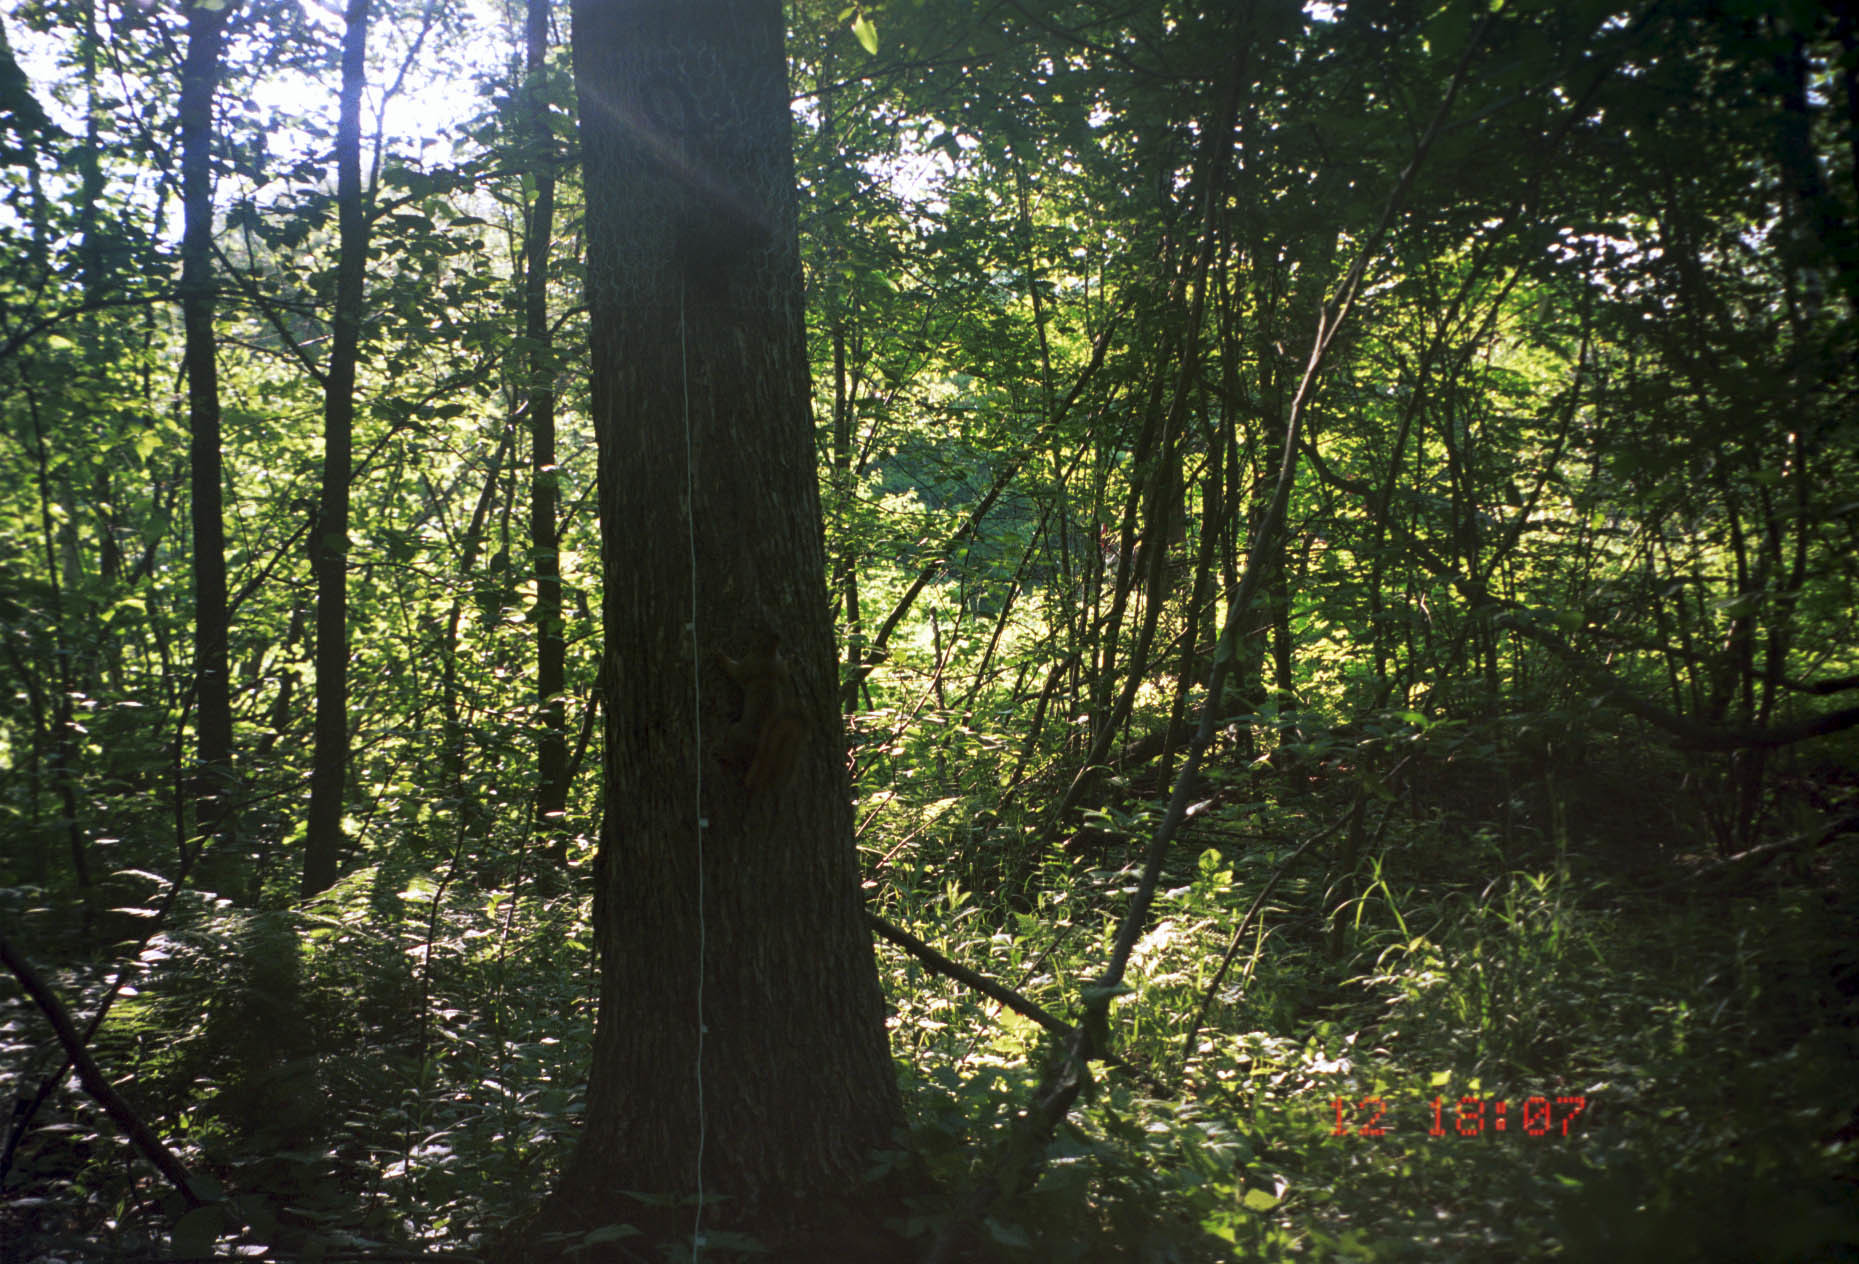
[
  {"x1": 7, "y1": 709, "x2": 1855, "y2": 1262},
  {"x1": 5, "y1": 0, "x2": 1859, "y2": 1257}
]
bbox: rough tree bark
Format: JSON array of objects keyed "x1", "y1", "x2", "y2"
[{"x1": 522, "y1": 0, "x2": 907, "y2": 1257}]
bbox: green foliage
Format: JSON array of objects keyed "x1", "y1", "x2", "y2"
[
  {"x1": 6, "y1": 860, "x2": 592, "y2": 1257},
  {"x1": 3, "y1": 0, "x2": 1857, "y2": 1258},
  {"x1": 863, "y1": 706, "x2": 1858, "y2": 1260}
]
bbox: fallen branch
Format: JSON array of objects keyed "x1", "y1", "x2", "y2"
[
  {"x1": 866, "y1": 912, "x2": 1164, "y2": 1093},
  {"x1": 0, "y1": 933, "x2": 205, "y2": 1209}
]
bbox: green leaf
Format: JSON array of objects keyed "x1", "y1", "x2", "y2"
[
  {"x1": 852, "y1": 14, "x2": 878, "y2": 54},
  {"x1": 171, "y1": 1205, "x2": 223, "y2": 1258}
]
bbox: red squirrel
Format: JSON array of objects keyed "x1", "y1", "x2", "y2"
[{"x1": 712, "y1": 632, "x2": 805, "y2": 794}]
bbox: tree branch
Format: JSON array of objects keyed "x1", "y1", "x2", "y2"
[{"x1": 0, "y1": 933, "x2": 205, "y2": 1209}]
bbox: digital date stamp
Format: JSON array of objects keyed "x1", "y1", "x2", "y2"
[{"x1": 1329, "y1": 1094, "x2": 1590, "y2": 1139}]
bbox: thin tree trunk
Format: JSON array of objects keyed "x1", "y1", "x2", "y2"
[
  {"x1": 79, "y1": 1, "x2": 124, "y2": 593},
  {"x1": 26, "y1": 391, "x2": 90, "y2": 920},
  {"x1": 523, "y1": 0, "x2": 567, "y2": 858},
  {"x1": 303, "y1": 0, "x2": 371, "y2": 896},
  {"x1": 180, "y1": 0, "x2": 240, "y2": 854},
  {"x1": 439, "y1": 427, "x2": 512, "y2": 812},
  {"x1": 1049, "y1": 65, "x2": 1243, "y2": 832}
]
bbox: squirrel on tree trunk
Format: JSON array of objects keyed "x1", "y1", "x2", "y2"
[{"x1": 712, "y1": 631, "x2": 805, "y2": 794}]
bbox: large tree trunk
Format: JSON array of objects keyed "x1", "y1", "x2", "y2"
[
  {"x1": 534, "y1": 0, "x2": 905, "y2": 1254},
  {"x1": 303, "y1": 0, "x2": 371, "y2": 896}
]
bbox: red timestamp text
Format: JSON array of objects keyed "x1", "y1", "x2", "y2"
[{"x1": 1329, "y1": 1094, "x2": 1589, "y2": 1139}]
